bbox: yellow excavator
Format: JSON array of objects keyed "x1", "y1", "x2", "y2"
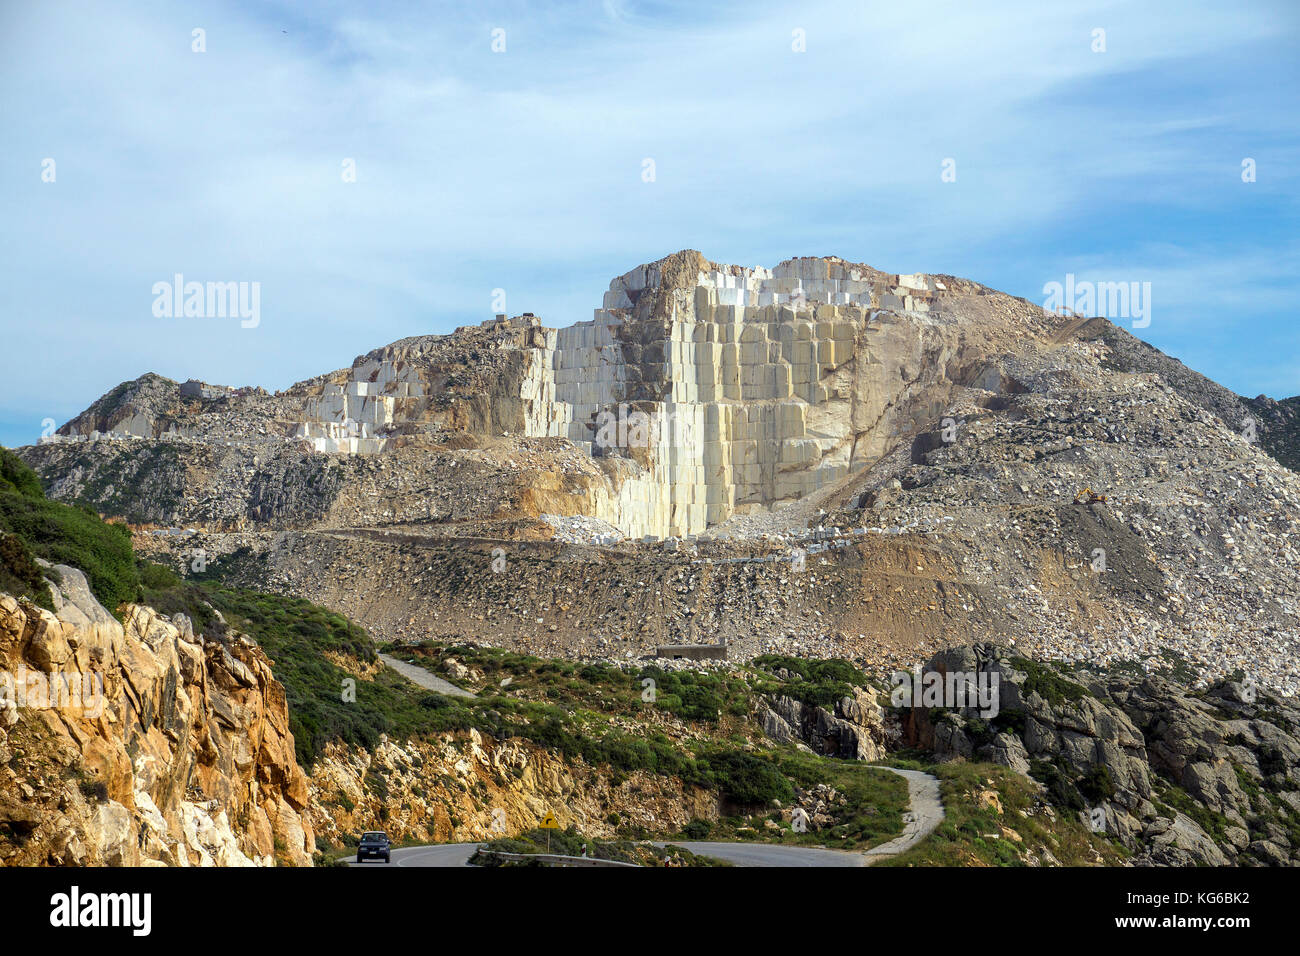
[{"x1": 1074, "y1": 487, "x2": 1107, "y2": 504}]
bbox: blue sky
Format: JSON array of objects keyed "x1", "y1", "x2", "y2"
[{"x1": 1, "y1": 0, "x2": 1297, "y2": 448}]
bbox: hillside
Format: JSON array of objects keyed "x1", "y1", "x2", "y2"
[
  {"x1": 7, "y1": 252, "x2": 1300, "y2": 868},
  {"x1": 16, "y1": 252, "x2": 1297, "y2": 701}
]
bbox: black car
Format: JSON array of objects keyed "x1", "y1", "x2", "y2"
[{"x1": 356, "y1": 831, "x2": 391, "y2": 864}]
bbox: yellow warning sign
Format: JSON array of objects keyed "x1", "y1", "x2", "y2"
[{"x1": 539, "y1": 811, "x2": 560, "y2": 829}]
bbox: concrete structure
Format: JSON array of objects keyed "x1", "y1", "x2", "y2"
[
  {"x1": 655, "y1": 643, "x2": 728, "y2": 661},
  {"x1": 179, "y1": 379, "x2": 233, "y2": 401}
]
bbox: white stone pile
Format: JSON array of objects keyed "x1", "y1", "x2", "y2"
[{"x1": 540, "y1": 513, "x2": 625, "y2": 546}]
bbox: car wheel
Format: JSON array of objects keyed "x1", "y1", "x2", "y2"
[
  {"x1": 383, "y1": 853, "x2": 390, "y2": 863},
  {"x1": 356, "y1": 855, "x2": 363, "y2": 864}
]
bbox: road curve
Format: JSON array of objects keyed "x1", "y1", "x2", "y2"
[
  {"x1": 864, "y1": 767, "x2": 945, "y2": 862},
  {"x1": 348, "y1": 843, "x2": 480, "y2": 867},
  {"x1": 656, "y1": 841, "x2": 866, "y2": 867},
  {"x1": 344, "y1": 768, "x2": 944, "y2": 868}
]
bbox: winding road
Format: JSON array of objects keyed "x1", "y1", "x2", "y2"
[
  {"x1": 373, "y1": 654, "x2": 943, "y2": 866},
  {"x1": 346, "y1": 767, "x2": 944, "y2": 868}
]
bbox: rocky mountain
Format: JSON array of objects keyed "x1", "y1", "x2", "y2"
[
  {"x1": 903, "y1": 645, "x2": 1300, "y2": 866},
  {"x1": 22, "y1": 250, "x2": 1061, "y2": 534},
  {"x1": 18, "y1": 250, "x2": 1298, "y2": 700}
]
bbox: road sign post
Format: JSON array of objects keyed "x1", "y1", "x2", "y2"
[{"x1": 540, "y1": 810, "x2": 559, "y2": 854}]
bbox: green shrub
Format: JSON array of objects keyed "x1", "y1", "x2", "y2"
[
  {"x1": 0, "y1": 531, "x2": 53, "y2": 609},
  {"x1": 752, "y1": 655, "x2": 867, "y2": 708},
  {"x1": 682, "y1": 818, "x2": 712, "y2": 840},
  {"x1": 1078, "y1": 764, "x2": 1116, "y2": 803},
  {"x1": 703, "y1": 750, "x2": 793, "y2": 806},
  {"x1": 0, "y1": 449, "x2": 44, "y2": 498},
  {"x1": 1011, "y1": 657, "x2": 1090, "y2": 706},
  {"x1": 0, "y1": 449, "x2": 138, "y2": 614}
]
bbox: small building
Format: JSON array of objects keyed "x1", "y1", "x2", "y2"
[
  {"x1": 179, "y1": 379, "x2": 232, "y2": 401},
  {"x1": 655, "y1": 643, "x2": 728, "y2": 661}
]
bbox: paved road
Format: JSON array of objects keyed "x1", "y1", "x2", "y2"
[
  {"x1": 350, "y1": 841, "x2": 865, "y2": 868},
  {"x1": 349, "y1": 843, "x2": 479, "y2": 867},
  {"x1": 663, "y1": 767, "x2": 945, "y2": 867},
  {"x1": 863, "y1": 768, "x2": 945, "y2": 862},
  {"x1": 657, "y1": 841, "x2": 866, "y2": 867},
  {"x1": 378, "y1": 653, "x2": 476, "y2": 698},
  {"x1": 344, "y1": 768, "x2": 944, "y2": 869}
]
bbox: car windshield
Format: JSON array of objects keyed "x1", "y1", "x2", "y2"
[{"x1": 361, "y1": 833, "x2": 387, "y2": 842}]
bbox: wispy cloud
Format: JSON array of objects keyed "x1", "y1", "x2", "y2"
[{"x1": 0, "y1": 0, "x2": 1297, "y2": 447}]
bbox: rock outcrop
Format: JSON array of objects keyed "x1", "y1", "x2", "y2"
[
  {"x1": 308, "y1": 729, "x2": 718, "y2": 847},
  {"x1": 0, "y1": 570, "x2": 314, "y2": 866},
  {"x1": 756, "y1": 686, "x2": 886, "y2": 761},
  {"x1": 897, "y1": 645, "x2": 1300, "y2": 866}
]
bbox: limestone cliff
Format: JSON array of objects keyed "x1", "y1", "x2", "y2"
[{"x1": 0, "y1": 570, "x2": 314, "y2": 866}]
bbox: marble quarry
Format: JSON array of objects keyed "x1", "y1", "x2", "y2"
[
  {"x1": 48, "y1": 253, "x2": 981, "y2": 541},
  {"x1": 503, "y1": 255, "x2": 959, "y2": 538}
]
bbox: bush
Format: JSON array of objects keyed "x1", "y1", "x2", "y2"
[
  {"x1": 0, "y1": 449, "x2": 138, "y2": 614},
  {"x1": 1011, "y1": 657, "x2": 1090, "y2": 706},
  {"x1": 0, "y1": 449, "x2": 43, "y2": 498},
  {"x1": 1078, "y1": 764, "x2": 1116, "y2": 803},
  {"x1": 752, "y1": 655, "x2": 867, "y2": 708},
  {"x1": 682, "y1": 818, "x2": 712, "y2": 840},
  {"x1": 704, "y1": 750, "x2": 794, "y2": 806},
  {"x1": 0, "y1": 531, "x2": 52, "y2": 609},
  {"x1": 1029, "y1": 758, "x2": 1085, "y2": 810}
]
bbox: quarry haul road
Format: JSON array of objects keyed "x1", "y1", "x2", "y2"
[
  {"x1": 378, "y1": 653, "x2": 476, "y2": 698},
  {"x1": 862, "y1": 768, "x2": 945, "y2": 862},
  {"x1": 345, "y1": 769, "x2": 944, "y2": 868}
]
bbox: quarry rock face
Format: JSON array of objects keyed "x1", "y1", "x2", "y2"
[
  {"x1": 515, "y1": 252, "x2": 984, "y2": 537},
  {"x1": 0, "y1": 569, "x2": 314, "y2": 866}
]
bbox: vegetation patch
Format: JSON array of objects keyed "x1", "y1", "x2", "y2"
[
  {"x1": 751, "y1": 655, "x2": 870, "y2": 708},
  {"x1": 0, "y1": 448, "x2": 137, "y2": 615},
  {"x1": 1010, "y1": 656, "x2": 1091, "y2": 706}
]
